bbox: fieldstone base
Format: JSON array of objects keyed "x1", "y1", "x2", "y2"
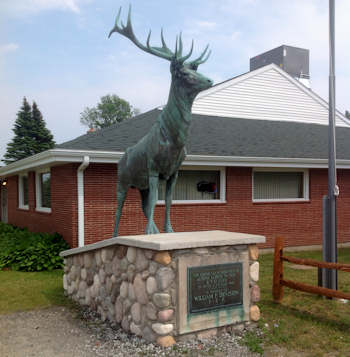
[{"x1": 61, "y1": 231, "x2": 265, "y2": 345}]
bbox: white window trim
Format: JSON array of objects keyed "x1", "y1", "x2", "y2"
[
  {"x1": 35, "y1": 168, "x2": 52, "y2": 213},
  {"x1": 18, "y1": 173, "x2": 29, "y2": 210},
  {"x1": 157, "y1": 166, "x2": 226, "y2": 205},
  {"x1": 252, "y1": 167, "x2": 309, "y2": 203}
]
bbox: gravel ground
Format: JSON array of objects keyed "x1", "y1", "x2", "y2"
[{"x1": 0, "y1": 306, "x2": 259, "y2": 357}]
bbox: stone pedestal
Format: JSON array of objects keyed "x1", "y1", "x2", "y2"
[{"x1": 60, "y1": 230, "x2": 265, "y2": 346}]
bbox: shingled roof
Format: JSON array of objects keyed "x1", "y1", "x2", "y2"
[{"x1": 57, "y1": 108, "x2": 350, "y2": 160}]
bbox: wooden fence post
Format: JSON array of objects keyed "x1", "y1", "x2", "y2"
[{"x1": 273, "y1": 236, "x2": 284, "y2": 303}]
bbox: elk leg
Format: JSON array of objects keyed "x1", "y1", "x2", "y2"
[
  {"x1": 113, "y1": 184, "x2": 127, "y2": 237},
  {"x1": 140, "y1": 189, "x2": 149, "y2": 218},
  {"x1": 145, "y1": 175, "x2": 159, "y2": 234},
  {"x1": 164, "y1": 172, "x2": 178, "y2": 233}
]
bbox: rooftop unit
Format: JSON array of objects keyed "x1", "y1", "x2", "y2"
[{"x1": 250, "y1": 45, "x2": 310, "y2": 88}]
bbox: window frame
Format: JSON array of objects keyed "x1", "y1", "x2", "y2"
[
  {"x1": 18, "y1": 173, "x2": 29, "y2": 210},
  {"x1": 157, "y1": 166, "x2": 226, "y2": 205},
  {"x1": 252, "y1": 168, "x2": 309, "y2": 203},
  {"x1": 35, "y1": 168, "x2": 52, "y2": 213}
]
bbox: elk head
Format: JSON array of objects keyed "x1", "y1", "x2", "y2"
[{"x1": 108, "y1": 6, "x2": 213, "y2": 101}]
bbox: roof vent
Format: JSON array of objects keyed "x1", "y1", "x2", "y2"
[{"x1": 250, "y1": 45, "x2": 310, "y2": 88}]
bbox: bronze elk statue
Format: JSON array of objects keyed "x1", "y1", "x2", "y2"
[{"x1": 109, "y1": 6, "x2": 213, "y2": 236}]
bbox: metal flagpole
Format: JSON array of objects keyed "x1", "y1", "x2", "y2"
[{"x1": 323, "y1": 0, "x2": 338, "y2": 291}]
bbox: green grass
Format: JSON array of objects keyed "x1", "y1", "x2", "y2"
[
  {"x1": 257, "y1": 247, "x2": 350, "y2": 357},
  {"x1": 241, "y1": 330, "x2": 264, "y2": 355},
  {"x1": 0, "y1": 269, "x2": 72, "y2": 314},
  {"x1": 1, "y1": 248, "x2": 350, "y2": 357}
]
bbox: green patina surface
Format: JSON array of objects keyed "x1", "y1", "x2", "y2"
[
  {"x1": 108, "y1": 6, "x2": 213, "y2": 237},
  {"x1": 185, "y1": 305, "x2": 245, "y2": 330}
]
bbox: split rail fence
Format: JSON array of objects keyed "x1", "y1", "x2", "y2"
[{"x1": 273, "y1": 236, "x2": 350, "y2": 302}]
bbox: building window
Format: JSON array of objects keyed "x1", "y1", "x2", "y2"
[
  {"x1": 36, "y1": 170, "x2": 51, "y2": 212},
  {"x1": 252, "y1": 169, "x2": 309, "y2": 202},
  {"x1": 18, "y1": 174, "x2": 29, "y2": 209},
  {"x1": 158, "y1": 167, "x2": 226, "y2": 203}
]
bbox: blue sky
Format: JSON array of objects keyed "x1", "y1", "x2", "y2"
[{"x1": 1, "y1": 0, "x2": 349, "y2": 161}]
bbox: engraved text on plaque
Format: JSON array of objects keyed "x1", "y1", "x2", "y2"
[{"x1": 187, "y1": 263, "x2": 243, "y2": 314}]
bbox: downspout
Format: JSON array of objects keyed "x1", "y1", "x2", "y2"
[{"x1": 77, "y1": 156, "x2": 90, "y2": 247}]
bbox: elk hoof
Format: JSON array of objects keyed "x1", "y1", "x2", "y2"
[
  {"x1": 164, "y1": 224, "x2": 174, "y2": 233},
  {"x1": 146, "y1": 222, "x2": 160, "y2": 234}
]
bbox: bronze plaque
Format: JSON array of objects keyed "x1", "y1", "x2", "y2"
[{"x1": 187, "y1": 262, "x2": 243, "y2": 314}]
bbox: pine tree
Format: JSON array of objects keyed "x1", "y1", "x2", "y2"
[
  {"x1": 31, "y1": 101, "x2": 55, "y2": 152},
  {"x1": 3, "y1": 98, "x2": 55, "y2": 164}
]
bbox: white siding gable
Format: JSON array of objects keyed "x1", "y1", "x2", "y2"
[{"x1": 192, "y1": 64, "x2": 349, "y2": 127}]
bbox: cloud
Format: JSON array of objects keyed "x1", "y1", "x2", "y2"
[
  {"x1": 230, "y1": 31, "x2": 241, "y2": 41},
  {"x1": 0, "y1": 0, "x2": 83, "y2": 16},
  {"x1": 35, "y1": 0, "x2": 80, "y2": 13},
  {"x1": 0, "y1": 43, "x2": 19, "y2": 55},
  {"x1": 195, "y1": 21, "x2": 217, "y2": 30},
  {"x1": 0, "y1": 44, "x2": 19, "y2": 77}
]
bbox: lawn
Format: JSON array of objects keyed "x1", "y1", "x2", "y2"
[
  {"x1": 0, "y1": 269, "x2": 72, "y2": 314},
  {"x1": 0, "y1": 249, "x2": 349, "y2": 356},
  {"x1": 256, "y1": 247, "x2": 350, "y2": 357}
]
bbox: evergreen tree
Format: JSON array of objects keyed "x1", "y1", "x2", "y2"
[
  {"x1": 3, "y1": 98, "x2": 55, "y2": 164},
  {"x1": 31, "y1": 101, "x2": 55, "y2": 152},
  {"x1": 345, "y1": 110, "x2": 350, "y2": 120}
]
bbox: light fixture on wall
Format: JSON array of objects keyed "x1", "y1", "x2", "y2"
[{"x1": 1, "y1": 181, "x2": 7, "y2": 186}]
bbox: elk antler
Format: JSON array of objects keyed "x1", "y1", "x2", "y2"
[
  {"x1": 189, "y1": 45, "x2": 211, "y2": 67},
  {"x1": 108, "y1": 5, "x2": 209, "y2": 65}
]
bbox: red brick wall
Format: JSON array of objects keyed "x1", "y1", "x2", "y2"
[
  {"x1": 83, "y1": 163, "x2": 117, "y2": 245},
  {"x1": 83, "y1": 165, "x2": 350, "y2": 249},
  {"x1": 6, "y1": 163, "x2": 350, "y2": 249},
  {"x1": 6, "y1": 164, "x2": 78, "y2": 247}
]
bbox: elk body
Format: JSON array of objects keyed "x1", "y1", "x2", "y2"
[{"x1": 109, "y1": 7, "x2": 213, "y2": 236}]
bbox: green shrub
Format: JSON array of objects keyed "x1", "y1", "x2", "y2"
[{"x1": 0, "y1": 223, "x2": 69, "y2": 271}]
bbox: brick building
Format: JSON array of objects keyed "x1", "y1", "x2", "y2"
[{"x1": 1, "y1": 63, "x2": 350, "y2": 249}]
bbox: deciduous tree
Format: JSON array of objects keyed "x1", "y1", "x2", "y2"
[{"x1": 80, "y1": 94, "x2": 139, "y2": 129}]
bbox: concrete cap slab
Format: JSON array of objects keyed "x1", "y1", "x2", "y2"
[{"x1": 60, "y1": 231, "x2": 266, "y2": 257}]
